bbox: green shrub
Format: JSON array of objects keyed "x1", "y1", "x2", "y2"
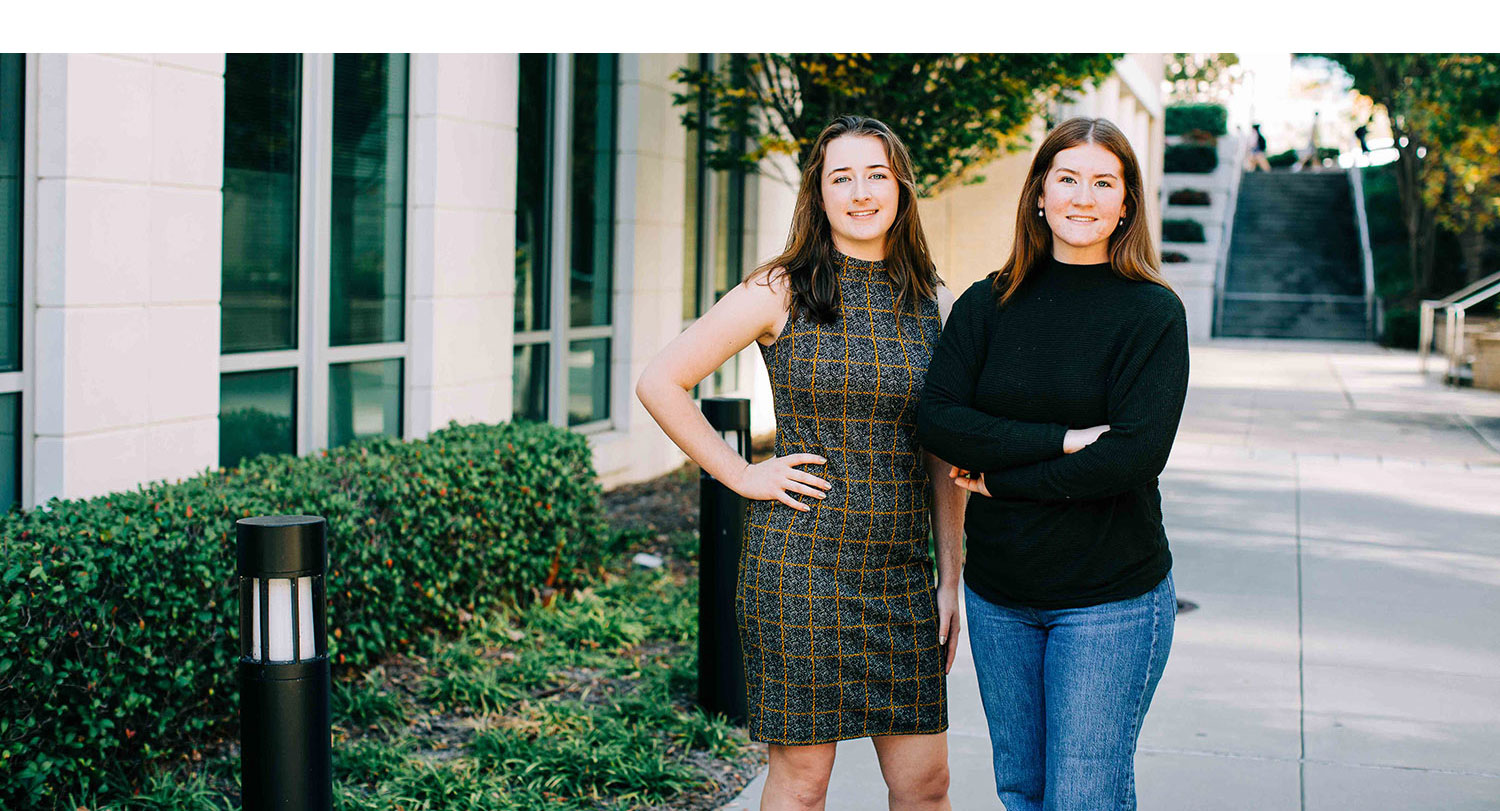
[
  {"x1": 1163, "y1": 219, "x2": 1207, "y2": 243},
  {"x1": 1361, "y1": 165, "x2": 1405, "y2": 244},
  {"x1": 1268, "y1": 149, "x2": 1299, "y2": 168},
  {"x1": 1165, "y1": 103, "x2": 1228, "y2": 136},
  {"x1": 1361, "y1": 163, "x2": 1416, "y2": 305},
  {"x1": 0, "y1": 421, "x2": 606, "y2": 808},
  {"x1": 1168, "y1": 188, "x2": 1212, "y2": 206},
  {"x1": 1162, "y1": 250, "x2": 1190, "y2": 263},
  {"x1": 1317, "y1": 146, "x2": 1341, "y2": 162},
  {"x1": 1381, "y1": 307, "x2": 1420, "y2": 349},
  {"x1": 1164, "y1": 143, "x2": 1218, "y2": 173}
]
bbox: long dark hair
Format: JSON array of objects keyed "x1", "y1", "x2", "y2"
[
  {"x1": 993, "y1": 116, "x2": 1170, "y2": 305},
  {"x1": 749, "y1": 115, "x2": 939, "y2": 324}
]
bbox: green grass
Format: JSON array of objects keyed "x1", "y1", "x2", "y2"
[
  {"x1": 89, "y1": 764, "x2": 238, "y2": 811},
  {"x1": 332, "y1": 667, "x2": 410, "y2": 731},
  {"x1": 97, "y1": 550, "x2": 757, "y2": 811}
]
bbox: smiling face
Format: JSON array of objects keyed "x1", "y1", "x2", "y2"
[
  {"x1": 1039, "y1": 142, "x2": 1129, "y2": 264},
  {"x1": 820, "y1": 134, "x2": 900, "y2": 261}
]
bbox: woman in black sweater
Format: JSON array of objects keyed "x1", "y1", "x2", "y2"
[{"x1": 916, "y1": 117, "x2": 1188, "y2": 811}]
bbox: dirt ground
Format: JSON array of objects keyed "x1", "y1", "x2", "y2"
[{"x1": 598, "y1": 435, "x2": 777, "y2": 810}]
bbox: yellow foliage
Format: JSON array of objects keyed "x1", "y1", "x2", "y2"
[{"x1": 1422, "y1": 122, "x2": 1500, "y2": 235}]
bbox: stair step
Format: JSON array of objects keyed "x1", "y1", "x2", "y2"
[
  {"x1": 1220, "y1": 170, "x2": 1368, "y2": 341},
  {"x1": 1219, "y1": 297, "x2": 1368, "y2": 340}
]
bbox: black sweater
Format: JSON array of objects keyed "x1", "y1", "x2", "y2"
[{"x1": 917, "y1": 258, "x2": 1189, "y2": 609}]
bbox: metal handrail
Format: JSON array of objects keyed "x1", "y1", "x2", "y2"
[
  {"x1": 1222, "y1": 291, "x2": 1365, "y2": 303},
  {"x1": 1212, "y1": 135, "x2": 1250, "y2": 337},
  {"x1": 1347, "y1": 168, "x2": 1378, "y2": 341},
  {"x1": 1442, "y1": 277, "x2": 1500, "y2": 384},
  {"x1": 1420, "y1": 269, "x2": 1500, "y2": 372}
]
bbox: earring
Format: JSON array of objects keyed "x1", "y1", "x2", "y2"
[{"x1": 1037, "y1": 208, "x2": 1045, "y2": 218}]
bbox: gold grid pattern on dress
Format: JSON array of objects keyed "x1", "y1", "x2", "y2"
[{"x1": 737, "y1": 253, "x2": 947, "y2": 745}]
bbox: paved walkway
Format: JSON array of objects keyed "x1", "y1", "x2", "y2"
[{"x1": 724, "y1": 340, "x2": 1500, "y2": 809}]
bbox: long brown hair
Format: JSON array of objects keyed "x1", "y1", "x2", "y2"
[
  {"x1": 993, "y1": 116, "x2": 1170, "y2": 305},
  {"x1": 749, "y1": 115, "x2": 938, "y2": 324}
]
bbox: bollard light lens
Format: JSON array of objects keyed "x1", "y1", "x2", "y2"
[{"x1": 243, "y1": 574, "x2": 323, "y2": 663}]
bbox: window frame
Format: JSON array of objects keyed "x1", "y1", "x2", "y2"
[
  {"x1": 512, "y1": 53, "x2": 620, "y2": 434},
  {"x1": 682, "y1": 52, "x2": 757, "y2": 401},
  {"x1": 220, "y1": 53, "x2": 413, "y2": 458},
  {"x1": 0, "y1": 54, "x2": 33, "y2": 508}
]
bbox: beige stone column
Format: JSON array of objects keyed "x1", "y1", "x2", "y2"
[{"x1": 32, "y1": 54, "x2": 223, "y2": 504}]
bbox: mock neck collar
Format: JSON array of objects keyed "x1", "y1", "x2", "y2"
[
  {"x1": 832, "y1": 246, "x2": 886, "y2": 271},
  {"x1": 1047, "y1": 255, "x2": 1112, "y2": 272}
]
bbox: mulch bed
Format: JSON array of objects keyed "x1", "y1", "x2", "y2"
[{"x1": 598, "y1": 436, "x2": 777, "y2": 809}]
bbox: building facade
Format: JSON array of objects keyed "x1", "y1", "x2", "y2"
[{"x1": 0, "y1": 53, "x2": 1161, "y2": 510}]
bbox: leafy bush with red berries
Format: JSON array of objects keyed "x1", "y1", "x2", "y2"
[{"x1": 0, "y1": 420, "x2": 605, "y2": 807}]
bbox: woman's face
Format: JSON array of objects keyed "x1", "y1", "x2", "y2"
[
  {"x1": 1038, "y1": 142, "x2": 1129, "y2": 264},
  {"x1": 820, "y1": 134, "x2": 900, "y2": 261}
]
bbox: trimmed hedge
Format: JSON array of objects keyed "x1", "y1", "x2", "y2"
[
  {"x1": 1268, "y1": 149, "x2": 1299, "y2": 168},
  {"x1": 1165, "y1": 103, "x2": 1228, "y2": 136},
  {"x1": 0, "y1": 421, "x2": 606, "y2": 808},
  {"x1": 1163, "y1": 219, "x2": 1207, "y2": 243},
  {"x1": 1168, "y1": 188, "x2": 1212, "y2": 207},
  {"x1": 1381, "y1": 307, "x2": 1420, "y2": 349},
  {"x1": 1164, "y1": 143, "x2": 1218, "y2": 174}
]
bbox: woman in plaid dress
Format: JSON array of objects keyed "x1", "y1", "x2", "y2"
[{"x1": 638, "y1": 116, "x2": 965, "y2": 809}]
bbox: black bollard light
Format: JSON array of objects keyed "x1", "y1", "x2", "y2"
[
  {"x1": 699, "y1": 397, "x2": 750, "y2": 724},
  {"x1": 237, "y1": 515, "x2": 331, "y2": 811}
]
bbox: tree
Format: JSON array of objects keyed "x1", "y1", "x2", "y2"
[
  {"x1": 1318, "y1": 54, "x2": 1500, "y2": 297},
  {"x1": 674, "y1": 53, "x2": 1119, "y2": 197},
  {"x1": 1424, "y1": 122, "x2": 1500, "y2": 284},
  {"x1": 1164, "y1": 53, "x2": 1242, "y2": 104}
]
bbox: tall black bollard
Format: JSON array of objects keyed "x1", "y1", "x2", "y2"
[
  {"x1": 237, "y1": 515, "x2": 332, "y2": 811},
  {"x1": 698, "y1": 397, "x2": 750, "y2": 724}
]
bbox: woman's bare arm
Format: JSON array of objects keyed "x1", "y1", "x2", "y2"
[
  {"x1": 928, "y1": 285, "x2": 966, "y2": 673},
  {"x1": 636, "y1": 272, "x2": 831, "y2": 512}
]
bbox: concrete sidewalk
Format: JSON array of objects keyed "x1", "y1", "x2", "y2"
[{"x1": 724, "y1": 340, "x2": 1500, "y2": 809}]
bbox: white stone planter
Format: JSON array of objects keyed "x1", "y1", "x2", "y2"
[
  {"x1": 1475, "y1": 333, "x2": 1500, "y2": 391},
  {"x1": 1164, "y1": 200, "x2": 1226, "y2": 227},
  {"x1": 1160, "y1": 261, "x2": 1216, "y2": 341},
  {"x1": 1160, "y1": 261, "x2": 1216, "y2": 289},
  {"x1": 1162, "y1": 240, "x2": 1216, "y2": 265}
]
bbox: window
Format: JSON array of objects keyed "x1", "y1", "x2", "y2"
[
  {"x1": 327, "y1": 359, "x2": 401, "y2": 449},
  {"x1": 220, "y1": 53, "x2": 409, "y2": 468},
  {"x1": 682, "y1": 54, "x2": 757, "y2": 397},
  {"x1": 220, "y1": 54, "x2": 301, "y2": 467},
  {"x1": 513, "y1": 54, "x2": 618, "y2": 429},
  {"x1": 330, "y1": 53, "x2": 406, "y2": 348},
  {"x1": 1, "y1": 53, "x2": 24, "y2": 507},
  {"x1": 219, "y1": 369, "x2": 296, "y2": 468},
  {"x1": 327, "y1": 53, "x2": 407, "y2": 446},
  {"x1": 222, "y1": 54, "x2": 301, "y2": 355}
]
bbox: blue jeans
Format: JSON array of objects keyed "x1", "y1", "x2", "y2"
[{"x1": 965, "y1": 574, "x2": 1175, "y2": 811}]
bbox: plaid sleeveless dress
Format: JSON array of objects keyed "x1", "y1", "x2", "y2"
[{"x1": 738, "y1": 251, "x2": 948, "y2": 745}]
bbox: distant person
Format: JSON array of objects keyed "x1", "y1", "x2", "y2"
[
  {"x1": 1246, "y1": 123, "x2": 1271, "y2": 172},
  {"x1": 1354, "y1": 120, "x2": 1372, "y2": 166},
  {"x1": 1295, "y1": 111, "x2": 1323, "y2": 172}
]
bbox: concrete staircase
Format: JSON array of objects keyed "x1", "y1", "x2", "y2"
[{"x1": 1219, "y1": 172, "x2": 1369, "y2": 340}]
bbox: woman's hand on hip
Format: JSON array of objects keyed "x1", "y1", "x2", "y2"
[
  {"x1": 937, "y1": 582, "x2": 961, "y2": 674},
  {"x1": 948, "y1": 466, "x2": 991, "y2": 498},
  {"x1": 1063, "y1": 424, "x2": 1111, "y2": 454},
  {"x1": 732, "y1": 454, "x2": 830, "y2": 512}
]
